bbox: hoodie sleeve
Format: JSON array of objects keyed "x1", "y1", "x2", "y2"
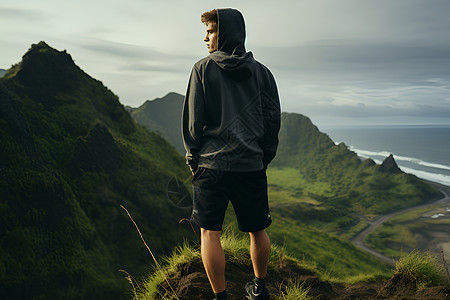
[
  {"x1": 182, "y1": 65, "x2": 205, "y2": 173},
  {"x1": 262, "y1": 73, "x2": 281, "y2": 169}
]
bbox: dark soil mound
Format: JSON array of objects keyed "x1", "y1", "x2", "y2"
[
  {"x1": 153, "y1": 255, "x2": 450, "y2": 300},
  {"x1": 154, "y1": 252, "x2": 338, "y2": 299},
  {"x1": 377, "y1": 273, "x2": 450, "y2": 300}
]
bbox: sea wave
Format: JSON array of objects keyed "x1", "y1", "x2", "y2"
[
  {"x1": 347, "y1": 146, "x2": 450, "y2": 186},
  {"x1": 399, "y1": 165, "x2": 450, "y2": 186},
  {"x1": 349, "y1": 147, "x2": 450, "y2": 171}
]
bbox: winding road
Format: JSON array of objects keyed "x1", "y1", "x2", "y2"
[{"x1": 351, "y1": 182, "x2": 450, "y2": 266}]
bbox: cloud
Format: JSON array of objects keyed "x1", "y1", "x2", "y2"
[
  {"x1": 262, "y1": 40, "x2": 450, "y2": 82},
  {"x1": 257, "y1": 37, "x2": 450, "y2": 125},
  {"x1": 0, "y1": 8, "x2": 45, "y2": 20},
  {"x1": 1, "y1": 0, "x2": 450, "y2": 124}
]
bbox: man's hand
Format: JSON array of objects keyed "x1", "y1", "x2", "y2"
[{"x1": 192, "y1": 171, "x2": 195, "y2": 175}]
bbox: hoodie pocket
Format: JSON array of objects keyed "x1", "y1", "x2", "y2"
[{"x1": 192, "y1": 167, "x2": 207, "y2": 182}]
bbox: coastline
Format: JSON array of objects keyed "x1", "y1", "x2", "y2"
[
  {"x1": 325, "y1": 125, "x2": 450, "y2": 187},
  {"x1": 351, "y1": 179, "x2": 450, "y2": 265}
]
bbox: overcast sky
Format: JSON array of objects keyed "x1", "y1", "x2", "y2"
[{"x1": 1, "y1": 0, "x2": 449, "y2": 126}]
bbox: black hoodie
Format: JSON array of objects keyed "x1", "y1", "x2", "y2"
[{"x1": 182, "y1": 8, "x2": 281, "y2": 172}]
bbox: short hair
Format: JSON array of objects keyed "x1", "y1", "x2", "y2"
[{"x1": 201, "y1": 9, "x2": 218, "y2": 26}]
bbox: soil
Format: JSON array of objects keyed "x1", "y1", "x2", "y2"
[
  {"x1": 153, "y1": 253, "x2": 450, "y2": 299},
  {"x1": 411, "y1": 222, "x2": 450, "y2": 259}
]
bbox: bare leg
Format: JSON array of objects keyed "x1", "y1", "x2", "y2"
[
  {"x1": 249, "y1": 230, "x2": 270, "y2": 278},
  {"x1": 201, "y1": 228, "x2": 226, "y2": 293}
]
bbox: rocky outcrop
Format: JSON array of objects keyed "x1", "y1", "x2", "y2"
[
  {"x1": 379, "y1": 154, "x2": 403, "y2": 174},
  {"x1": 70, "y1": 122, "x2": 122, "y2": 175}
]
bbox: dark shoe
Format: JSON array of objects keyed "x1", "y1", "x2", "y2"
[
  {"x1": 214, "y1": 290, "x2": 228, "y2": 300},
  {"x1": 245, "y1": 280, "x2": 269, "y2": 299}
]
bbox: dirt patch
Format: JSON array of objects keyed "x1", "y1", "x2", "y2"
[
  {"x1": 152, "y1": 255, "x2": 450, "y2": 299},
  {"x1": 333, "y1": 277, "x2": 385, "y2": 299},
  {"x1": 377, "y1": 273, "x2": 418, "y2": 299},
  {"x1": 377, "y1": 273, "x2": 450, "y2": 300},
  {"x1": 409, "y1": 222, "x2": 450, "y2": 259}
]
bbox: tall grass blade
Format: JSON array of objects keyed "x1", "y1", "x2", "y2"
[
  {"x1": 441, "y1": 250, "x2": 450, "y2": 286},
  {"x1": 120, "y1": 205, "x2": 179, "y2": 299}
]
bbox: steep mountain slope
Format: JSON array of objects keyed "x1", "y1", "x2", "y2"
[
  {"x1": 0, "y1": 42, "x2": 192, "y2": 299},
  {"x1": 130, "y1": 93, "x2": 185, "y2": 153},
  {"x1": 0, "y1": 69, "x2": 6, "y2": 77},
  {"x1": 271, "y1": 113, "x2": 441, "y2": 217}
]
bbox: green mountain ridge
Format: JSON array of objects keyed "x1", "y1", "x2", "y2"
[
  {"x1": 0, "y1": 42, "x2": 193, "y2": 299},
  {"x1": 130, "y1": 92, "x2": 185, "y2": 153},
  {"x1": 1, "y1": 41, "x2": 443, "y2": 299},
  {"x1": 271, "y1": 113, "x2": 441, "y2": 218}
]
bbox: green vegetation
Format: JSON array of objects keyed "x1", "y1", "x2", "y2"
[
  {"x1": 141, "y1": 241, "x2": 201, "y2": 298},
  {"x1": 2, "y1": 41, "x2": 444, "y2": 298},
  {"x1": 271, "y1": 113, "x2": 440, "y2": 218},
  {"x1": 0, "y1": 42, "x2": 193, "y2": 299},
  {"x1": 394, "y1": 250, "x2": 447, "y2": 288},
  {"x1": 139, "y1": 230, "x2": 446, "y2": 299},
  {"x1": 367, "y1": 223, "x2": 418, "y2": 257},
  {"x1": 366, "y1": 205, "x2": 450, "y2": 257},
  {"x1": 139, "y1": 229, "x2": 320, "y2": 299},
  {"x1": 223, "y1": 208, "x2": 389, "y2": 279},
  {"x1": 266, "y1": 217, "x2": 389, "y2": 278},
  {"x1": 277, "y1": 281, "x2": 315, "y2": 300},
  {"x1": 127, "y1": 85, "x2": 442, "y2": 292},
  {"x1": 130, "y1": 92, "x2": 185, "y2": 154}
]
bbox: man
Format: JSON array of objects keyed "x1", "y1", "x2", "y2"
[{"x1": 182, "y1": 8, "x2": 281, "y2": 300}]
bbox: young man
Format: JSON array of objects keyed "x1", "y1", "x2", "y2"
[{"x1": 182, "y1": 8, "x2": 281, "y2": 300}]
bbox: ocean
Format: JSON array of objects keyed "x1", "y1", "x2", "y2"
[{"x1": 321, "y1": 125, "x2": 450, "y2": 186}]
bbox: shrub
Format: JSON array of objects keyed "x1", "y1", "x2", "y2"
[
  {"x1": 394, "y1": 250, "x2": 446, "y2": 288},
  {"x1": 277, "y1": 280, "x2": 315, "y2": 300}
]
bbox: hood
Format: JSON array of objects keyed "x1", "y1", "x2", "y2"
[
  {"x1": 210, "y1": 51, "x2": 254, "y2": 81},
  {"x1": 217, "y1": 8, "x2": 246, "y2": 55},
  {"x1": 211, "y1": 8, "x2": 254, "y2": 81}
]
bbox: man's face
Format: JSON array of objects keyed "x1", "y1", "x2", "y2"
[{"x1": 204, "y1": 22, "x2": 218, "y2": 53}]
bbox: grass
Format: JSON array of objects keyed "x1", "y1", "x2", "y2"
[
  {"x1": 220, "y1": 227, "x2": 318, "y2": 273},
  {"x1": 137, "y1": 226, "x2": 391, "y2": 299},
  {"x1": 329, "y1": 272, "x2": 386, "y2": 285},
  {"x1": 220, "y1": 167, "x2": 391, "y2": 279},
  {"x1": 248, "y1": 166, "x2": 394, "y2": 279},
  {"x1": 366, "y1": 203, "x2": 450, "y2": 257},
  {"x1": 276, "y1": 280, "x2": 315, "y2": 300},
  {"x1": 387, "y1": 206, "x2": 431, "y2": 223},
  {"x1": 223, "y1": 208, "x2": 389, "y2": 279},
  {"x1": 366, "y1": 222, "x2": 418, "y2": 257},
  {"x1": 267, "y1": 167, "x2": 334, "y2": 200},
  {"x1": 338, "y1": 219, "x2": 369, "y2": 241},
  {"x1": 139, "y1": 228, "x2": 319, "y2": 299},
  {"x1": 140, "y1": 241, "x2": 200, "y2": 299},
  {"x1": 266, "y1": 216, "x2": 390, "y2": 279},
  {"x1": 394, "y1": 250, "x2": 447, "y2": 288},
  {"x1": 134, "y1": 224, "x2": 447, "y2": 299}
]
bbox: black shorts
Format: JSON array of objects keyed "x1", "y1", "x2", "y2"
[{"x1": 190, "y1": 167, "x2": 272, "y2": 232}]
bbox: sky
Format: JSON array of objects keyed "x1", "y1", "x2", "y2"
[{"x1": 1, "y1": 0, "x2": 450, "y2": 127}]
